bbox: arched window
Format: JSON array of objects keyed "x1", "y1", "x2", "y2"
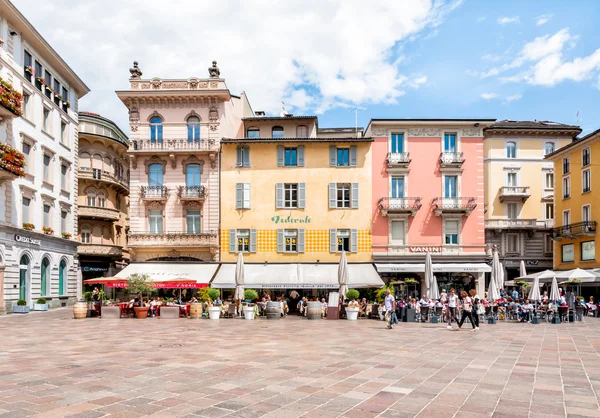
[
  {"x1": 81, "y1": 225, "x2": 91, "y2": 243},
  {"x1": 150, "y1": 116, "x2": 163, "y2": 142},
  {"x1": 59, "y1": 260, "x2": 67, "y2": 296},
  {"x1": 79, "y1": 152, "x2": 91, "y2": 169},
  {"x1": 506, "y1": 141, "x2": 516, "y2": 159},
  {"x1": 103, "y1": 156, "x2": 112, "y2": 172},
  {"x1": 41, "y1": 257, "x2": 50, "y2": 296},
  {"x1": 544, "y1": 142, "x2": 555, "y2": 155},
  {"x1": 87, "y1": 190, "x2": 96, "y2": 207},
  {"x1": 148, "y1": 164, "x2": 163, "y2": 187},
  {"x1": 272, "y1": 126, "x2": 284, "y2": 138},
  {"x1": 19, "y1": 254, "x2": 30, "y2": 301},
  {"x1": 187, "y1": 116, "x2": 200, "y2": 142},
  {"x1": 296, "y1": 125, "x2": 308, "y2": 138},
  {"x1": 97, "y1": 190, "x2": 106, "y2": 208},
  {"x1": 186, "y1": 164, "x2": 201, "y2": 187}
]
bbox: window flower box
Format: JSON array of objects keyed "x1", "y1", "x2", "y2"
[
  {"x1": 64, "y1": 101, "x2": 71, "y2": 109},
  {"x1": 25, "y1": 66, "x2": 34, "y2": 75},
  {"x1": 22, "y1": 223, "x2": 34, "y2": 231},
  {"x1": 42, "y1": 226, "x2": 54, "y2": 235},
  {"x1": 0, "y1": 77, "x2": 24, "y2": 117},
  {"x1": 62, "y1": 232, "x2": 72, "y2": 239},
  {"x1": 35, "y1": 76, "x2": 46, "y2": 85},
  {"x1": 0, "y1": 142, "x2": 26, "y2": 177}
]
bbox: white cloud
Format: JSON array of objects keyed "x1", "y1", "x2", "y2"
[
  {"x1": 477, "y1": 16, "x2": 486, "y2": 23},
  {"x1": 479, "y1": 93, "x2": 522, "y2": 103},
  {"x1": 480, "y1": 93, "x2": 498, "y2": 100},
  {"x1": 505, "y1": 94, "x2": 522, "y2": 102},
  {"x1": 497, "y1": 16, "x2": 520, "y2": 25},
  {"x1": 536, "y1": 14, "x2": 551, "y2": 26},
  {"x1": 12, "y1": 0, "x2": 462, "y2": 132},
  {"x1": 482, "y1": 53, "x2": 502, "y2": 62}
]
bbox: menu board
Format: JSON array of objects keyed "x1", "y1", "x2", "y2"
[{"x1": 328, "y1": 292, "x2": 339, "y2": 307}]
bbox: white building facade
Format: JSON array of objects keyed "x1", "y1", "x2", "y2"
[{"x1": 0, "y1": 1, "x2": 89, "y2": 313}]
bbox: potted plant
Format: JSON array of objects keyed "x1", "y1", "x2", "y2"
[
  {"x1": 62, "y1": 232, "x2": 72, "y2": 239},
  {"x1": 243, "y1": 289, "x2": 258, "y2": 320},
  {"x1": 35, "y1": 76, "x2": 46, "y2": 85},
  {"x1": 128, "y1": 273, "x2": 153, "y2": 319},
  {"x1": 34, "y1": 297, "x2": 48, "y2": 311},
  {"x1": 22, "y1": 223, "x2": 34, "y2": 231},
  {"x1": 65, "y1": 101, "x2": 71, "y2": 109},
  {"x1": 42, "y1": 226, "x2": 54, "y2": 235},
  {"x1": 345, "y1": 289, "x2": 360, "y2": 320},
  {"x1": 25, "y1": 66, "x2": 34, "y2": 75},
  {"x1": 101, "y1": 299, "x2": 122, "y2": 319},
  {"x1": 14, "y1": 299, "x2": 29, "y2": 313},
  {"x1": 207, "y1": 288, "x2": 221, "y2": 320}
]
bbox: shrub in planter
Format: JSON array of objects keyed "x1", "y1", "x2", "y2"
[
  {"x1": 346, "y1": 289, "x2": 360, "y2": 301},
  {"x1": 17, "y1": 299, "x2": 27, "y2": 306},
  {"x1": 207, "y1": 288, "x2": 220, "y2": 302},
  {"x1": 128, "y1": 273, "x2": 153, "y2": 319},
  {"x1": 14, "y1": 299, "x2": 29, "y2": 313},
  {"x1": 244, "y1": 289, "x2": 258, "y2": 302},
  {"x1": 34, "y1": 297, "x2": 49, "y2": 311},
  {"x1": 83, "y1": 291, "x2": 92, "y2": 302}
]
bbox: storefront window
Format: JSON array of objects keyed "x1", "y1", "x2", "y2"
[
  {"x1": 581, "y1": 241, "x2": 595, "y2": 261},
  {"x1": 562, "y1": 244, "x2": 574, "y2": 263}
]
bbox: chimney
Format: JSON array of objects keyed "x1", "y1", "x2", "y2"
[{"x1": 255, "y1": 111, "x2": 265, "y2": 117}]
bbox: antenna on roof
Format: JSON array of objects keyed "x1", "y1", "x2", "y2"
[
  {"x1": 280, "y1": 101, "x2": 291, "y2": 117},
  {"x1": 576, "y1": 110, "x2": 581, "y2": 125},
  {"x1": 349, "y1": 106, "x2": 367, "y2": 138}
]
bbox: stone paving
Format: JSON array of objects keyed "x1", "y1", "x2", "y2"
[{"x1": 1, "y1": 309, "x2": 600, "y2": 417}]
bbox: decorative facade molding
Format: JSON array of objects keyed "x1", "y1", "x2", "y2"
[
  {"x1": 144, "y1": 155, "x2": 167, "y2": 174},
  {"x1": 209, "y1": 106, "x2": 219, "y2": 121},
  {"x1": 184, "y1": 109, "x2": 201, "y2": 121},
  {"x1": 146, "y1": 110, "x2": 163, "y2": 122},
  {"x1": 78, "y1": 244, "x2": 123, "y2": 257},
  {"x1": 371, "y1": 128, "x2": 387, "y2": 136},
  {"x1": 79, "y1": 206, "x2": 121, "y2": 221},
  {"x1": 373, "y1": 126, "x2": 484, "y2": 137},
  {"x1": 128, "y1": 231, "x2": 219, "y2": 248},
  {"x1": 181, "y1": 155, "x2": 205, "y2": 174}
]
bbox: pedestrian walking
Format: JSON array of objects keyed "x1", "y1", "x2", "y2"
[
  {"x1": 447, "y1": 288, "x2": 458, "y2": 329},
  {"x1": 469, "y1": 289, "x2": 480, "y2": 330},
  {"x1": 457, "y1": 290, "x2": 477, "y2": 331},
  {"x1": 384, "y1": 290, "x2": 395, "y2": 329}
]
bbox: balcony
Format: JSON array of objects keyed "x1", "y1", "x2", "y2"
[
  {"x1": 498, "y1": 186, "x2": 531, "y2": 203},
  {"x1": 386, "y1": 152, "x2": 411, "y2": 170},
  {"x1": 141, "y1": 186, "x2": 169, "y2": 202},
  {"x1": 439, "y1": 152, "x2": 464, "y2": 168},
  {"x1": 552, "y1": 221, "x2": 597, "y2": 241},
  {"x1": 0, "y1": 143, "x2": 25, "y2": 184},
  {"x1": 79, "y1": 206, "x2": 121, "y2": 222},
  {"x1": 378, "y1": 197, "x2": 422, "y2": 217},
  {"x1": 0, "y1": 77, "x2": 23, "y2": 122},
  {"x1": 485, "y1": 219, "x2": 554, "y2": 230},
  {"x1": 129, "y1": 138, "x2": 217, "y2": 153},
  {"x1": 433, "y1": 197, "x2": 477, "y2": 217},
  {"x1": 128, "y1": 231, "x2": 218, "y2": 248},
  {"x1": 78, "y1": 244, "x2": 123, "y2": 258},
  {"x1": 79, "y1": 168, "x2": 129, "y2": 194},
  {"x1": 178, "y1": 185, "x2": 207, "y2": 202}
]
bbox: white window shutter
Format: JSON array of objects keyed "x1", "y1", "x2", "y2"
[
  {"x1": 229, "y1": 229, "x2": 237, "y2": 252},
  {"x1": 277, "y1": 229, "x2": 284, "y2": 252},
  {"x1": 351, "y1": 183, "x2": 359, "y2": 208},
  {"x1": 329, "y1": 146, "x2": 337, "y2": 166},
  {"x1": 243, "y1": 183, "x2": 251, "y2": 208},
  {"x1": 298, "y1": 183, "x2": 306, "y2": 208},
  {"x1": 298, "y1": 145, "x2": 305, "y2": 167},
  {"x1": 276, "y1": 183, "x2": 284, "y2": 208},
  {"x1": 330, "y1": 229, "x2": 337, "y2": 252},
  {"x1": 298, "y1": 229, "x2": 305, "y2": 253},
  {"x1": 277, "y1": 145, "x2": 284, "y2": 167},
  {"x1": 351, "y1": 229, "x2": 358, "y2": 253},
  {"x1": 250, "y1": 229, "x2": 257, "y2": 252},
  {"x1": 350, "y1": 145, "x2": 357, "y2": 166},
  {"x1": 329, "y1": 183, "x2": 336, "y2": 208}
]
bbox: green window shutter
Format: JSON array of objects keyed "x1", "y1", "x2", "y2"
[
  {"x1": 229, "y1": 229, "x2": 237, "y2": 252},
  {"x1": 330, "y1": 229, "x2": 337, "y2": 253},
  {"x1": 243, "y1": 146, "x2": 251, "y2": 167},
  {"x1": 277, "y1": 229, "x2": 284, "y2": 252},
  {"x1": 351, "y1": 228, "x2": 358, "y2": 253},
  {"x1": 329, "y1": 145, "x2": 337, "y2": 166},
  {"x1": 298, "y1": 145, "x2": 305, "y2": 167},
  {"x1": 351, "y1": 183, "x2": 359, "y2": 208},
  {"x1": 298, "y1": 229, "x2": 305, "y2": 253},
  {"x1": 298, "y1": 183, "x2": 306, "y2": 208},
  {"x1": 235, "y1": 183, "x2": 243, "y2": 209},
  {"x1": 329, "y1": 183, "x2": 336, "y2": 208},
  {"x1": 277, "y1": 145, "x2": 284, "y2": 167},
  {"x1": 350, "y1": 145, "x2": 357, "y2": 166},
  {"x1": 276, "y1": 183, "x2": 284, "y2": 208},
  {"x1": 250, "y1": 229, "x2": 257, "y2": 252}
]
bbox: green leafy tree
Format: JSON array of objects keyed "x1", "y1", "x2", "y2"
[
  {"x1": 375, "y1": 283, "x2": 395, "y2": 304},
  {"x1": 244, "y1": 289, "x2": 258, "y2": 301},
  {"x1": 128, "y1": 273, "x2": 153, "y2": 301},
  {"x1": 346, "y1": 289, "x2": 360, "y2": 301},
  {"x1": 207, "y1": 288, "x2": 220, "y2": 302}
]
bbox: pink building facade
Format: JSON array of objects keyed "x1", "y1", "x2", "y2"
[{"x1": 366, "y1": 120, "x2": 495, "y2": 296}]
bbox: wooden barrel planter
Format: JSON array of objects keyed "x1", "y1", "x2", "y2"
[
  {"x1": 73, "y1": 301, "x2": 87, "y2": 319},
  {"x1": 307, "y1": 301, "x2": 322, "y2": 320},
  {"x1": 266, "y1": 301, "x2": 281, "y2": 320},
  {"x1": 190, "y1": 303, "x2": 203, "y2": 319}
]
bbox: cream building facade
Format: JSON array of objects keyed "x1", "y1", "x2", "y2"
[
  {"x1": 116, "y1": 61, "x2": 251, "y2": 263},
  {"x1": 484, "y1": 120, "x2": 581, "y2": 279},
  {"x1": 0, "y1": 0, "x2": 89, "y2": 312},
  {"x1": 78, "y1": 112, "x2": 130, "y2": 281}
]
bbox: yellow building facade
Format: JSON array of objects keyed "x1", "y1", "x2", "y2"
[
  {"x1": 220, "y1": 116, "x2": 373, "y2": 263},
  {"x1": 547, "y1": 129, "x2": 600, "y2": 270},
  {"x1": 484, "y1": 121, "x2": 580, "y2": 278}
]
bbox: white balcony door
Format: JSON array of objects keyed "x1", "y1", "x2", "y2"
[
  {"x1": 390, "y1": 176, "x2": 405, "y2": 207},
  {"x1": 390, "y1": 220, "x2": 405, "y2": 245}
]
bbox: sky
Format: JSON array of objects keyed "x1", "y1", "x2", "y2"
[{"x1": 12, "y1": 0, "x2": 600, "y2": 135}]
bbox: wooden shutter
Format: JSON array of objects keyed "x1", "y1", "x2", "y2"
[
  {"x1": 236, "y1": 146, "x2": 242, "y2": 167},
  {"x1": 243, "y1": 146, "x2": 250, "y2": 167},
  {"x1": 350, "y1": 145, "x2": 357, "y2": 166},
  {"x1": 298, "y1": 229, "x2": 305, "y2": 253},
  {"x1": 243, "y1": 183, "x2": 251, "y2": 208},
  {"x1": 276, "y1": 183, "x2": 284, "y2": 208},
  {"x1": 351, "y1": 183, "x2": 359, "y2": 208},
  {"x1": 351, "y1": 229, "x2": 358, "y2": 253},
  {"x1": 329, "y1": 145, "x2": 337, "y2": 166},
  {"x1": 330, "y1": 229, "x2": 337, "y2": 253},
  {"x1": 298, "y1": 145, "x2": 305, "y2": 167},
  {"x1": 277, "y1": 145, "x2": 284, "y2": 167},
  {"x1": 277, "y1": 229, "x2": 284, "y2": 252},
  {"x1": 298, "y1": 183, "x2": 306, "y2": 208},
  {"x1": 250, "y1": 229, "x2": 257, "y2": 252},
  {"x1": 329, "y1": 183, "x2": 337, "y2": 208},
  {"x1": 235, "y1": 183, "x2": 243, "y2": 209},
  {"x1": 229, "y1": 229, "x2": 237, "y2": 252}
]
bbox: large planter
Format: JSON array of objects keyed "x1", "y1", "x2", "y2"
[
  {"x1": 134, "y1": 306, "x2": 150, "y2": 319},
  {"x1": 34, "y1": 303, "x2": 49, "y2": 311},
  {"x1": 266, "y1": 301, "x2": 281, "y2": 320},
  {"x1": 307, "y1": 301, "x2": 322, "y2": 320},
  {"x1": 208, "y1": 306, "x2": 221, "y2": 320},
  {"x1": 13, "y1": 305, "x2": 30, "y2": 314},
  {"x1": 346, "y1": 306, "x2": 359, "y2": 321},
  {"x1": 190, "y1": 303, "x2": 203, "y2": 319},
  {"x1": 243, "y1": 306, "x2": 256, "y2": 320},
  {"x1": 101, "y1": 306, "x2": 121, "y2": 319},
  {"x1": 73, "y1": 301, "x2": 87, "y2": 319},
  {"x1": 160, "y1": 306, "x2": 180, "y2": 319}
]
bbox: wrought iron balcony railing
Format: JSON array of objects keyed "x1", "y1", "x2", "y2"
[
  {"x1": 552, "y1": 221, "x2": 596, "y2": 240},
  {"x1": 178, "y1": 185, "x2": 207, "y2": 200},
  {"x1": 128, "y1": 230, "x2": 219, "y2": 247},
  {"x1": 485, "y1": 219, "x2": 554, "y2": 229},
  {"x1": 79, "y1": 168, "x2": 129, "y2": 191},
  {"x1": 378, "y1": 197, "x2": 422, "y2": 216},
  {"x1": 433, "y1": 197, "x2": 477, "y2": 216},
  {"x1": 141, "y1": 185, "x2": 168, "y2": 200},
  {"x1": 130, "y1": 138, "x2": 217, "y2": 152}
]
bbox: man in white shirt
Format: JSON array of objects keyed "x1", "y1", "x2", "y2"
[
  {"x1": 384, "y1": 290, "x2": 395, "y2": 329},
  {"x1": 447, "y1": 288, "x2": 459, "y2": 329}
]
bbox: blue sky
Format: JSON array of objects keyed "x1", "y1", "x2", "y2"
[{"x1": 14, "y1": 0, "x2": 600, "y2": 135}]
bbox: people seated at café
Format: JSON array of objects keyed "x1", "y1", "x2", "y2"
[
  {"x1": 348, "y1": 298, "x2": 359, "y2": 308},
  {"x1": 321, "y1": 298, "x2": 328, "y2": 317},
  {"x1": 213, "y1": 296, "x2": 223, "y2": 306},
  {"x1": 297, "y1": 297, "x2": 307, "y2": 315},
  {"x1": 359, "y1": 298, "x2": 367, "y2": 314}
]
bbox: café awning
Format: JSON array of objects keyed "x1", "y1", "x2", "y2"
[
  {"x1": 376, "y1": 263, "x2": 491, "y2": 273},
  {"x1": 211, "y1": 263, "x2": 384, "y2": 289}
]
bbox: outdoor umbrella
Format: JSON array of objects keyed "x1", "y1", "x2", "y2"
[
  {"x1": 430, "y1": 275, "x2": 440, "y2": 300},
  {"x1": 520, "y1": 260, "x2": 527, "y2": 280},
  {"x1": 517, "y1": 270, "x2": 556, "y2": 282},
  {"x1": 234, "y1": 252, "x2": 245, "y2": 304},
  {"x1": 554, "y1": 268, "x2": 597, "y2": 281},
  {"x1": 488, "y1": 274, "x2": 500, "y2": 301},
  {"x1": 549, "y1": 275, "x2": 560, "y2": 302},
  {"x1": 338, "y1": 251, "x2": 349, "y2": 301},
  {"x1": 528, "y1": 275, "x2": 542, "y2": 323},
  {"x1": 491, "y1": 247, "x2": 503, "y2": 289},
  {"x1": 424, "y1": 252, "x2": 434, "y2": 299}
]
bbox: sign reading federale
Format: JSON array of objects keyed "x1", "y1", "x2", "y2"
[
  {"x1": 271, "y1": 215, "x2": 311, "y2": 224},
  {"x1": 14, "y1": 234, "x2": 41, "y2": 246}
]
